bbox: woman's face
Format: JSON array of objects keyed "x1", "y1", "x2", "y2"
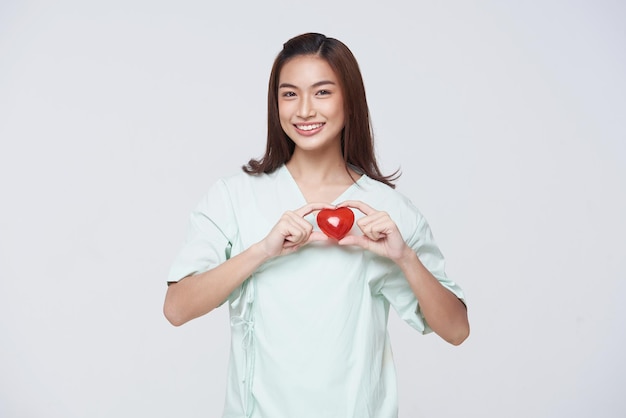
[{"x1": 277, "y1": 55, "x2": 345, "y2": 155}]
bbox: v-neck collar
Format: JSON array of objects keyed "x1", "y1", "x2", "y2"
[{"x1": 280, "y1": 164, "x2": 365, "y2": 205}]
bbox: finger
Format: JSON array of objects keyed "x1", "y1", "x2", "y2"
[
  {"x1": 360, "y1": 216, "x2": 398, "y2": 242},
  {"x1": 276, "y1": 214, "x2": 311, "y2": 244},
  {"x1": 284, "y1": 230, "x2": 328, "y2": 254},
  {"x1": 282, "y1": 220, "x2": 311, "y2": 245},
  {"x1": 356, "y1": 211, "x2": 388, "y2": 229},
  {"x1": 283, "y1": 211, "x2": 316, "y2": 235},
  {"x1": 294, "y1": 202, "x2": 336, "y2": 218},
  {"x1": 356, "y1": 212, "x2": 390, "y2": 237},
  {"x1": 362, "y1": 225, "x2": 385, "y2": 241},
  {"x1": 306, "y1": 231, "x2": 330, "y2": 243},
  {"x1": 336, "y1": 200, "x2": 376, "y2": 216},
  {"x1": 337, "y1": 234, "x2": 370, "y2": 249}
]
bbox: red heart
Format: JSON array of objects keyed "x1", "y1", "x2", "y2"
[{"x1": 316, "y1": 207, "x2": 355, "y2": 240}]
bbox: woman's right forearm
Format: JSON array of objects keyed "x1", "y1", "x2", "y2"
[{"x1": 163, "y1": 243, "x2": 271, "y2": 326}]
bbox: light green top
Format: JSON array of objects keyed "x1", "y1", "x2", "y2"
[{"x1": 168, "y1": 165, "x2": 464, "y2": 418}]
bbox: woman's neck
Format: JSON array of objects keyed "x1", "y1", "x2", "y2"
[
  {"x1": 285, "y1": 150, "x2": 361, "y2": 203},
  {"x1": 287, "y1": 148, "x2": 353, "y2": 183}
]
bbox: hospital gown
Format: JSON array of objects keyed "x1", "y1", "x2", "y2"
[{"x1": 168, "y1": 165, "x2": 464, "y2": 418}]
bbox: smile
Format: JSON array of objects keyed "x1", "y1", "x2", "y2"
[{"x1": 295, "y1": 123, "x2": 324, "y2": 131}]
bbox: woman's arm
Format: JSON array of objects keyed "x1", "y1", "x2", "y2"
[
  {"x1": 394, "y1": 249, "x2": 469, "y2": 345},
  {"x1": 164, "y1": 242, "x2": 271, "y2": 326},
  {"x1": 164, "y1": 202, "x2": 331, "y2": 326},
  {"x1": 336, "y1": 200, "x2": 469, "y2": 345}
]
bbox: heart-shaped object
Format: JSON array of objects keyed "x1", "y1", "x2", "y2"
[{"x1": 316, "y1": 207, "x2": 355, "y2": 240}]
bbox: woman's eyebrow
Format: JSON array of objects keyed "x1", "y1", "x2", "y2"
[
  {"x1": 278, "y1": 80, "x2": 336, "y2": 89},
  {"x1": 311, "y1": 80, "x2": 336, "y2": 88}
]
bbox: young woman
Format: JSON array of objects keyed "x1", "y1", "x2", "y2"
[{"x1": 164, "y1": 32, "x2": 469, "y2": 418}]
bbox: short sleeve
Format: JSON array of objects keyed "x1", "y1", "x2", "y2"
[
  {"x1": 167, "y1": 179, "x2": 237, "y2": 283},
  {"x1": 380, "y1": 211, "x2": 465, "y2": 334}
]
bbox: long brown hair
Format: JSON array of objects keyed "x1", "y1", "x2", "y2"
[{"x1": 243, "y1": 33, "x2": 399, "y2": 188}]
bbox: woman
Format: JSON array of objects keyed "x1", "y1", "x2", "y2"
[{"x1": 164, "y1": 32, "x2": 469, "y2": 418}]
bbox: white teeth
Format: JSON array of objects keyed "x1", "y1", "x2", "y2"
[{"x1": 296, "y1": 123, "x2": 323, "y2": 131}]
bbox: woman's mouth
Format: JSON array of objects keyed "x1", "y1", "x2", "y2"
[
  {"x1": 295, "y1": 123, "x2": 324, "y2": 131},
  {"x1": 294, "y1": 123, "x2": 324, "y2": 135}
]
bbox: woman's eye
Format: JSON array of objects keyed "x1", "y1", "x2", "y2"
[
  {"x1": 281, "y1": 91, "x2": 296, "y2": 98},
  {"x1": 316, "y1": 90, "x2": 331, "y2": 96}
]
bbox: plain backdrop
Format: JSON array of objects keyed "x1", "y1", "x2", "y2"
[{"x1": 1, "y1": 1, "x2": 625, "y2": 417}]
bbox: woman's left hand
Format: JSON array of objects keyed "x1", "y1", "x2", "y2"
[
  {"x1": 336, "y1": 200, "x2": 412, "y2": 262},
  {"x1": 338, "y1": 200, "x2": 470, "y2": 345}
]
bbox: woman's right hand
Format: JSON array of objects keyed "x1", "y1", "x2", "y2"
[
  {"x1": 258, "y1": 202, "x2": 334, "y2": 258},
  {"x1": 165, "y1": 202, "x2": 333, "y2": 326}
]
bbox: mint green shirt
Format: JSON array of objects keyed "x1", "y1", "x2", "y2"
[{"x1": 168, "y1": 165, "x2": 464, "y2": 418}]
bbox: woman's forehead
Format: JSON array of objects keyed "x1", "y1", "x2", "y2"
[{"x1": 278, "y1": 55, "x2": 338, "y2": 87}]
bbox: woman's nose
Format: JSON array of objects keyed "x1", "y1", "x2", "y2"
[{"x1": 296, "y1": 96, "x2": 315, "y2": 118}]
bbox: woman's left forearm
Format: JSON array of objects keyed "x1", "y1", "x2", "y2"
[{"x1": 395, "y1": 248, "x2": 470, "y2": 345}]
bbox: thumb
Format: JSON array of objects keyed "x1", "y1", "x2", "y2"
[
  {"x1": 307, "y1": 231, "x2": 331, "y2": 243},
  {"x1": 337, "y1": 234, "x2": 367, "y2": 248}
]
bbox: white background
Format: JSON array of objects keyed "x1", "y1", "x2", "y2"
[{"x1": 1, "y1": 1, "x2": 625, "y2": 417}]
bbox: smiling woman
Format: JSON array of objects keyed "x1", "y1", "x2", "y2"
[
  {"x1": 163, "y1": 32, "x2": 469, "y2": 418},
  {"x1": 277, "y1": 55, "x2": 345, "y2": 155},
  {"x1": 244, "y1": 33, "x2": 396, "y2": 188}
]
